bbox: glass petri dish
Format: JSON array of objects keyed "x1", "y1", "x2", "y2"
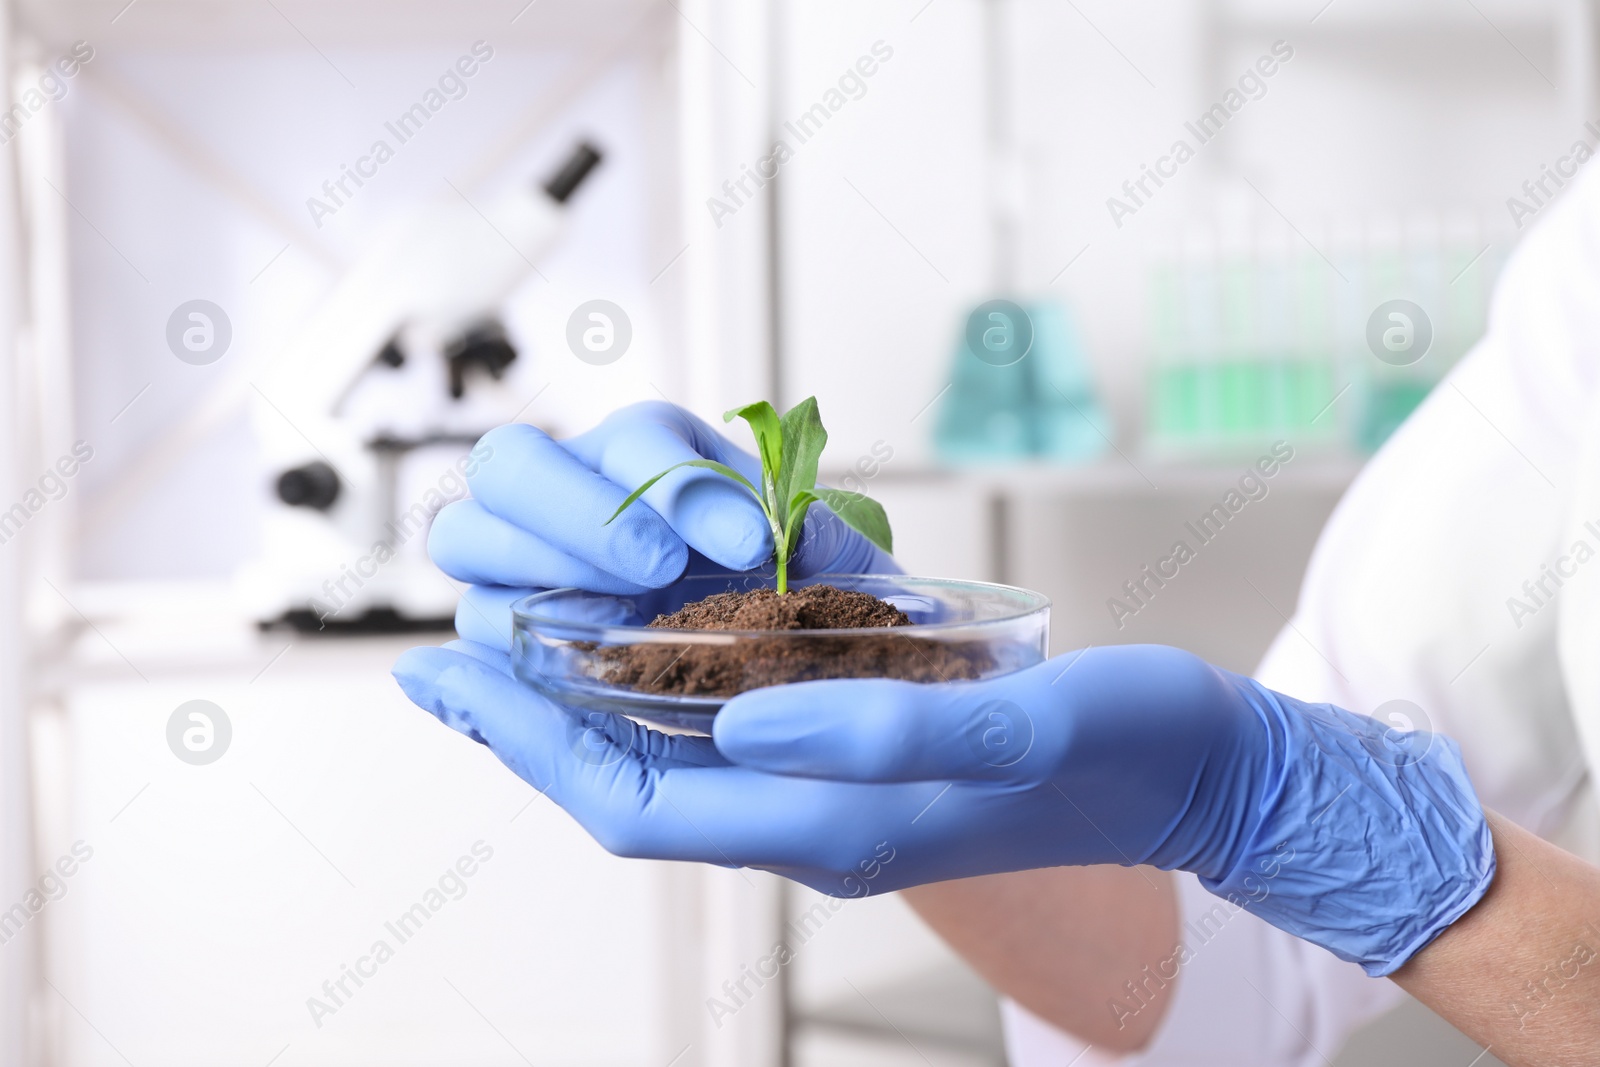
[{"x1": 511, "y1": 573, "x2": 1050, "y2": 731}]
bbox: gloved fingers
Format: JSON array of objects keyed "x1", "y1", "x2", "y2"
[
  {"x1": 635, "y1": 731, "x2": 731, "y2": 770},
  {"x1": 560, "y1": 704, "x2": 733, "y2": 770},
  {"x1": 393, "y1": 645, "x2": 769, "y2": 858},
  {"x1": 713, "y1": 671, "x2": 1057, "y2": 783},
  {"x1": 392, "y1": 645, "x2": 650, "y2": 798},
  {"x1": 754, "y1": 861, "x2": 910, "y2": 899},
  {"x1": 393, "y1": 645, "x2": 509, "y2": 748},
  {"x1": 443, "y1": 638, "x2": 515, "y2": 676},
  {"x1": 467, "y1": 423, "x2": 688, "y2": 588},
  {"x1": 453, "y1": 584, "x2": 532, "y2": 649},
  {"x1": 429, "y1": 500, "x2": 652, "y2": 594},
  {"x1": 787, "y1": 502, "x2": 900, "y2": 580},
  {"x1": 393, "y1": 646, "x2": 915, "y2": 870},
  {"x1": 564, "y1": 403, "x2": 772, "y2": 572},
  {"x1": 614, "y1": 767, "x2": 938, "y2": 872},
  {"x1": 395, "y1": 646, "x2": 726, "y2": 773},
  {"x1": 439, "y1": 643, "x2": 713, "y2": 777}
]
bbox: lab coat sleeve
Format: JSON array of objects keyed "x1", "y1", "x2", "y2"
[{"x1": 1006, "y1": 159, "x2": 1600, "y2": 1066}]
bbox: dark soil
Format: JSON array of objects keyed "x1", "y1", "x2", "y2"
[
  {"x1": 595, "y1": 584, "x2": 995, "y2": 698},
  {"x1": 650, "y1": 585, "x2": 912, "y2": 631}
]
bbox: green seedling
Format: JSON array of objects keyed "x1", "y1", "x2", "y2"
[{"x1": 605, "y1": 397, "x2": 892, "y2": 594}]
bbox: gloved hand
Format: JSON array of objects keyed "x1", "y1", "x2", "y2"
[
  {"x1": 393, "y1": 641, "x2": 1495, "y2": 977},
  {"x1": 428, "y1": 401, "x2": 897, "y2": 649}
]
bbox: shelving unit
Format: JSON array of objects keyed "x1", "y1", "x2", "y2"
[{"x1": 2, "y1": 2, "x2": 791, "y2": 1065}]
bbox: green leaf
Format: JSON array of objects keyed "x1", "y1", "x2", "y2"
[
  {"x1": 778, "y1": 489, "x2": 818, "y2": 564},
  {"x1": 813, "y1": 488, "x2": 893, "y2": 555},
  {"x1": 604, "y1": 459, "x2": 763, "y2": 525},
  {"x1": 777, "y1": 396, "x2": 827, "y2": 515},
  {"x1": 723, "y1": 402, "x2": 783, "y2": 508}
]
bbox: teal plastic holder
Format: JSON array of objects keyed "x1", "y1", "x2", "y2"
[{"x1": 934, "y1": 299, "x2": 1111, "y2": 464}]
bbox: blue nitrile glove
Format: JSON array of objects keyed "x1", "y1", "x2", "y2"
[
  {"x1": 392, "y1": 642, "x2": 1495, "y2": 977},
  {"x1": 428, "y1": 401, "x2": 897, "y2": 649}
]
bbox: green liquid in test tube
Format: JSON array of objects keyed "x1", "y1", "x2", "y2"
[
  {"x1": 1149, "y1": 264, "x2": 1188, "y2": 443},
  {"x1": 1214, "y1": 257, "x2": 1251, "y2": 439}
]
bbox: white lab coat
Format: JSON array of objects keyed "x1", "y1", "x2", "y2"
[{"x1": 1006, "y1": 160, "x2": 1600, "y2": 1065}]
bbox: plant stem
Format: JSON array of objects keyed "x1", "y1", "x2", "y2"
[{"x1": 762, "y1": 471, "x2": 789, "y2": 595}]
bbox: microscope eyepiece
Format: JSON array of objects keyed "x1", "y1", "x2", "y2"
[
  {"x1": 542, "y1": 141, "x2": 603, "y2": 204},
  {"x1": 276, "y1": 461, "x2": 342, "y2": 511}
]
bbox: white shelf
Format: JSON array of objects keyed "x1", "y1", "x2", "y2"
[
  {"x1": 17, "y1": 0, "x2": 660, "y2": 48},
  {"x1": 823, "y1": 456, "x2": 1364, "y2": 496},
  {"x1": 1218, "y1": 0, "x2": 1563, "y2": 33}
]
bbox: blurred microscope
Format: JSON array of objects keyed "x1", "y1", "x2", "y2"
[{"x1": 243, "y1": 142, "x2": 602, "y2": 633}]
